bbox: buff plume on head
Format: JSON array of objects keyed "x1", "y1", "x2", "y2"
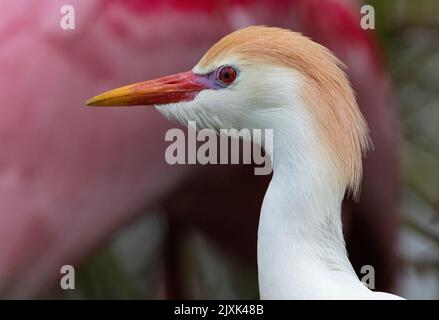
[{"x1": 196, "y1": 26, "x2": 371, "y2": 197}]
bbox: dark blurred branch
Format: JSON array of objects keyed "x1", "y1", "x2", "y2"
[
  {"x1": 402, "y1": 214, "x2": 439, "y2": 245},
  {"x1": 404, "y1": 257, "x2": 439, "y2": 273},
  {"x1": 404, "y1": 134, "x2": 439, "y2": 171},
  {"x1": 403, "y1": 141, "x2": 439, "y2": 216}
]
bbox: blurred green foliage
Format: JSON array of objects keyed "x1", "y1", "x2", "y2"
[{"x1": 366, "y1": 0, "x2": 439, "y2": 298}]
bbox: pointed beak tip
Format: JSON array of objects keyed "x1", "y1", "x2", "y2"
[
  {"x1": 84, "y1": 94, "x2": 113, "y2": 107},
  {"x1": 84, "y1": 98, "x2": 95, "y2": 107}
]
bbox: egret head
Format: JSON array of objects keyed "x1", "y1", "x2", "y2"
[{"x1": 86, "y1": 26, "x2": 370, "y2": 196}]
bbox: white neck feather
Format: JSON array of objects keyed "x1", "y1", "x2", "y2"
[{"x1": 257, "y1": 103, "x2": 373, "y2": 299}]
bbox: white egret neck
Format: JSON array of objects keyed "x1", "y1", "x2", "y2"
[{"x1": 256, "y1": 104, "x2": 394, "y2": 299}]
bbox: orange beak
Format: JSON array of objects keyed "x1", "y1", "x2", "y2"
[{"x1": 85, "y1": 71, "x2": 208, "y2": 107}]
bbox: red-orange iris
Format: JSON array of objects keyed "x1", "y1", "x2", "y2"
[{"x1": 217, "y1": 66, "x2": 237, "y2": 85}]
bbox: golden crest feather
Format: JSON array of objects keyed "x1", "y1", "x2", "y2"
[{"x1": 198, "y1": 26, "x2": 371, "y2": 197}]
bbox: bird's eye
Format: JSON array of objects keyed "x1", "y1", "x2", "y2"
[{"x1": 217, "y1": 66, "x2": 237, "y2": 85}]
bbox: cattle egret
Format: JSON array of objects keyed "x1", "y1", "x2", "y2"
[{"x1": 86, "y1": 26, "x2": 403, "y2": 300}]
